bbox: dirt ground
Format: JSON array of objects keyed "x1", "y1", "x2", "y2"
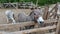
[{"x1": 0, "y1": 9, "x2": 31, "y2": 24}]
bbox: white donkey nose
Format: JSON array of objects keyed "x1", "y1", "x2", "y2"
[{"x1": 37, "y1": 16, "x2": 44, "y2": 24}]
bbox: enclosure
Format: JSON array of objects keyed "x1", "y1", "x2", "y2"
[{"x1": 0, "y1": 1, "x2": 60, "y2": 34}]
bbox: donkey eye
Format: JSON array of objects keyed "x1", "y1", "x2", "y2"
[{"x1": 34, "y1": 13, "x2": 36, "y2": 15}]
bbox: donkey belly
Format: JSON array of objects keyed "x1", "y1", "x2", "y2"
[
  {"x1": 18, "y1": 16, "x2": 27, "y2": 22},
  {"x1": 26, "y1": 16, "x2": 32, "y2": 21}
]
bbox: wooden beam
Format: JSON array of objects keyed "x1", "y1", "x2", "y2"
[
  {"x1": 20, "y1": 25, "x2": 56, "y2": 33},
  {"x1": 43, "y1": 5, "x2": 49, "y2": 20},
  {"x1": 53, "y1": 3, "x2": 58, "y2": 19},
  {"x1": 48, "y1": 3, "x2": 58, "y2": 19},
  {"x1": 49, "y1": 4, "x2": 57, "y2": 13},
  {"x1": 0, "y1": 19, "x2": 57, "y2": 32},
  {"x1": 0, "y1": 21, "x2": 35, "y2": 32},
  {"x1": 0, "y1": 19, "x2": 57, "y2": 34},
  {"x1": 44, "y1": 19, "x2": 58, "y2": 24},
  {"x1": 55, "y1": 19, "x2": 60, "y2": 34},
  {"x1": 0, "y1": 25, "x2": 56, "y2": 34}
]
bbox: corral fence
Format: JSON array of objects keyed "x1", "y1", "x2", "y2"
[{"x1": 0, "y1": 19, "x2": 59, "y2": 34}]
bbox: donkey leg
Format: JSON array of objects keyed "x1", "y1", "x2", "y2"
[
  {"x1": 6, "y1": 17, "x2": 9, "y2": 23},
  {"x1": 11, "y1": 18, "x2": 16, "y2": 24},
  {"x1": 13, "y1": 19, "x2": 16, "y2": 23}
]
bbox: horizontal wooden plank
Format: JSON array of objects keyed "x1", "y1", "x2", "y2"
[
  {"x1": 44, "y1": 19, "x2": 58, "y2": 23},
  {"x1": 0, "y1": 19, "x2": 57, "y2": 32},
  {"x1": 18, "y1": 25, "x2": 56, "y2": 33},
  {"x1": 0, "y1": 21, "x2": 35, "y2": 32},
  {"x1": 0, "y1": 25, "x2": 56, "y2": 34}
]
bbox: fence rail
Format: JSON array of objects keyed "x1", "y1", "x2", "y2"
[
  {"x1": 0, "y1": 19, "x2": 58, "y2": 33},
  {"x1": 0, "y1": 2, "x2": 35, "y2": 9}
]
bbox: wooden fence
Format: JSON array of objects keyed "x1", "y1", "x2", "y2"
[
  {"x1": 43, "y1": 3, "x2": 59, "y2": 20},
  {"x1": 0, "y1": 19, "x2": 59, "y2": 34},
  {"x1": 0, "y1": 2, "x2": 35, "y2": 9},
  {"x1": 0, "y1": 3, "x2": 60, "y2": 34}
]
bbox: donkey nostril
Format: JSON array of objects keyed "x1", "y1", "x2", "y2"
[
  {"x1": 39, "y1": 22, "x2": 44, "y2": 27},
  {"x1": 40, "y1": 22, "x2": 44, "y2": 24}
]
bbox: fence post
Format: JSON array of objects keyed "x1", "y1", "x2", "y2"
[
  {"x1": 55, "y1": 19, "x2": 60, "y2": 34},
  {"x1": 16, "y1": 2, "x2": 18, "y2": 9},
  {"x1": 53, "y1": 3, "x2": 58, "y2": 19},
  {"x1": 43, "y1": 5, "x2": 49, "y2": 20}
]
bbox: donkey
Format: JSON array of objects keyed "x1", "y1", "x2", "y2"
[
  {"x1": 5, "y1": 10, "x2": 16, "y2": 24},
  {"x1": 18, "y1": 8, "x2": 44, "y2": 30},
  {"x1": 18, "y1": 7, "x2": 44, "y2": 23}
]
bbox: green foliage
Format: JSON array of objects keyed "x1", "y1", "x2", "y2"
[{"x1": 0, "y1": 0, "x2": 60, "y2": 6}]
